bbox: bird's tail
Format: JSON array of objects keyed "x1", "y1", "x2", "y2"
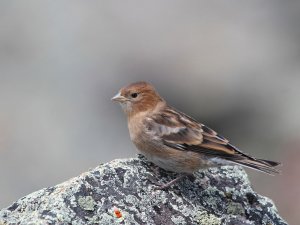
[{"x1": 233, "y1": 158, "x2": 281, "y2": 175}]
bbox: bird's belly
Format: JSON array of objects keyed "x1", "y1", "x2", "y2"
[
  {"x1": 133, "y1": 138, "x2": 212, "y2": 173},
  {"x1": 146, "y1": 154, "x2": 200, "y2": 173}
]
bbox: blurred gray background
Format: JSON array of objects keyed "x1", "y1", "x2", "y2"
[{"x1": 0, "y1": 1, "x2": 299, "y2": 224}]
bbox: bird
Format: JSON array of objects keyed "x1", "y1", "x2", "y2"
[{"x1": 112, "y1": 81, "x2": 280, "y2": 189}]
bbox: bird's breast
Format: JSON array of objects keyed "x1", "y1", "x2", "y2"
[
  {"x1": 128, "y1": 128, "x2": 209, "y2": 173},
  {"x1": 127, "y1": 113, "x2": 217, "y2": 173}
]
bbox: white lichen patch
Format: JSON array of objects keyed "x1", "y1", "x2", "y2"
[
  {"x1": 124, "y1": 194, "x2": 139, "y2": 205},
  {"x1": 171, "y1": 215, "x2": 186, "y2": 224},
  {"x1": 78, "y1": 196, "x2": 96, "y2": 211},
  {"x1": 197, "y1": 211, "x2": 221, "y2": 225},
  {"x1": 226, "y1": 202, "x2": 245, "y2": 215}
]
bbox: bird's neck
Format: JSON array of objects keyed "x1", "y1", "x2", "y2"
[{"x1": 127, "y1": 100, "x2": 166, "y2": 119}]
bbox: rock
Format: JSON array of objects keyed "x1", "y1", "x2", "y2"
[{"x1": 0, "y1": 155, "x2": 287, "y2": 225}]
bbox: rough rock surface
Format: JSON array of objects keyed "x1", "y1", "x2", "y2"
[{"x1": 0, "y1": 155, "x2": 287, "y2": 225}]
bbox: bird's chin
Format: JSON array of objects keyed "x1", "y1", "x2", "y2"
[{"x1": 120, "y1": 101, "x2": 132, "y2": 114}]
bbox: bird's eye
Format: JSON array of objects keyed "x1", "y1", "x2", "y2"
[{"x1": 131, "y1": 93, "x2": 138, "y2": 98}]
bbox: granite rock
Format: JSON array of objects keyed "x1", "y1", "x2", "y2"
[{"x1": 0, "y1": 156, "x2": 287, "y2": 225}]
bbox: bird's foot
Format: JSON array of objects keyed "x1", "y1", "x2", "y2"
[{"x1": 152, "y1": 174, "x2": 187, "y2": 190}]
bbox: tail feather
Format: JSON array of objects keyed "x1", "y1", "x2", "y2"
[
  {"x1": 257, "y1": 159, "x2": 281, "y2": 167},
  {"x1": 231, "y1": 158, "x2": 281, "y2": 175}
]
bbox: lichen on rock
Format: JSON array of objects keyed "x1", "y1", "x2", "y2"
[
  {"x1": 78, "y1": 196, "x2": 96, "y2": 211},
  {"x1": 0, "y1": 155, "x2": 288, "y2": 225}
]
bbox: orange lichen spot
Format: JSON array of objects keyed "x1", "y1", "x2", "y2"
[{"x1": 113, "y1": 207, "x2": 123, "y2": 218}]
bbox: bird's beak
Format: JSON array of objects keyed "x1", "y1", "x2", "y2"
[{"x1": 111, "y1": 92, "x2": 127, "y2": 102}]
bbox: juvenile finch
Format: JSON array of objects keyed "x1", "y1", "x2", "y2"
[{"x1": 112, "y1": 81, "x2": 280, "y2": 189}]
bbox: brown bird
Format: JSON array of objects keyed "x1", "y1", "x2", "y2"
[{"x1": 112, "y1": 81, "x2": 280, "y2": 189}]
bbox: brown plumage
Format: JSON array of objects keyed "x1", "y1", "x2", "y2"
[{"x1": 112, "y1": 81, "x2": 280, "y2": 189}]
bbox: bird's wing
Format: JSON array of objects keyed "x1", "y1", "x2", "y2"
[
  {"x1": 145, "y1": 106, "x2": 251, "y2": 160},
  {"x1": 145, "y1": 106, "x2": 280, "y2": 174}
]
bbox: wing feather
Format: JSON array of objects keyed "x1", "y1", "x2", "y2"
[
  {"x1": 145, "y1": 106, "x2": 255, "y2": 160},
  {"x1": 144, "y1": 105, "x2": 280, "y2": 174}
]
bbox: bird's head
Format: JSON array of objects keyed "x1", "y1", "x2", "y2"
[{"x1": 112, "y1": 81, "x2": 164, "y2": 116}]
